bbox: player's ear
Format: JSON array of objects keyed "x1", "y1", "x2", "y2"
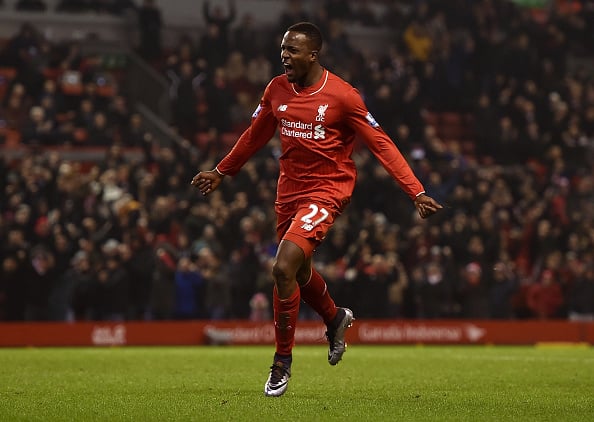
[{"x1": 310, "y1": 50, "x2": 318, "y2": 61}]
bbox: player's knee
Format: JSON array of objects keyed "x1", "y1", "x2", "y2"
[
  {"x1": 272, "y1": 258, "x2": 290, "y2": 283},
  {"x1": 272, "y1": 257, "x2": 298, "y2": 288}
]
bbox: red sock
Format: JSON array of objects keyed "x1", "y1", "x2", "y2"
[
  {"x1": 273, "y1": 286, "x2": 300, "y2": 356},
  {"x1": 300, "y1": 269, "x2": 338, "y2": 325}
]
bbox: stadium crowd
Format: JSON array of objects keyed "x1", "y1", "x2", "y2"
[{"x1": 0, "y1": 0, "x2": 593, "y2": 322}]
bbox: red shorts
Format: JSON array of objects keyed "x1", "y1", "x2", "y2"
[{"x1": 275, "y1": 200, "x2": 339, "y2": 258}]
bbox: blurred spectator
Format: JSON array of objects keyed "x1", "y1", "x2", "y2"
[
  {"x1": 168, "y1": 60, "x2": 199, "y2": 139},
  {"x1": 21, "y1": 105, "x2": 57, "y2": 145},
  {"x1": 403, "y1": 20, "x2": 433, "y2": 63},
  {"x1": 64, "y1": 250, "x2": 95, "y2": 321},
  {"x1": 201, "y1": 0, "x2": 236, "y2": 68},
  {"x1": 249, "y1": 292, "x2": 270, "y2": 321},
  {"x1": 1, "y1": 83, "x2": 31, "y2": 131},
  {"x1": 91, "y1": 239, "x2": 129, "y2": 321},
  {"x1": 174, "y1": 256, "x2": 205, "y2": 319},
  {"x1": 87, "y1": 112, "x2": 113, "y2": 146},
  {"x1": 324, "y1": 19, "x2": 355, "y2": 72},
  {"x1": 488, "y1": 260, "x2": 519, "y2": 319},
  {"x1": 200, "y1": 246, "x2": 230, "y2": 319},
  {"x1": 149, "y1": 240, "x2": 177, "y2": 320},
  {"x1": 232, "y1": 13, "x2": 262, "y2": 58},
  {"x1": 121, "y1": 234, "x2": 155, "y2": 319},
  {"x1": 204, "y1": 67, "x2": 234, "y2": 132},
  {"x1": 25, "y1": 246, "x2": 57, "y2": 320},
  {"x1": 137, "y1": 0, "x2": 163, "y2": 61},
  {"x1": 199, "y1": 22, "x2": 229, "y2": 70},
  {"x1": 106, "y1": 95, "x2": 130, "y2": 139},
  {"x1": 458, "y1": 261, "x2": 489, "y2": 319},
  {"x1": 566, "y1": 261, "x2": 594, "y2": 321},
  {"x1": 1, "y1": 22, "x2": 41, "y2": 70},
  {"x1": 73, "y1": 99, "x2": 95, "y2": 131},
  {"x1": 245, "y1": 53, "x2": 272, "y2": 90},
  {"x1": 0, "y1": 254, "x2": 28, "y2": 320},
  {"x1": 121, "y1": 112, "x2": 150, "y2": 148},
  {"x1": 413, "y1": 263, "x2": 450, "y2": 319},
  {"x1": 526, "y1": 270, "x2": 564, "y2": 319},
  {"x1": 203, "y1": 0, "x2": 236, "y2": 46}
]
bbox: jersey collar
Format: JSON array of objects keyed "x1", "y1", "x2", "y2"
[{"x1": 291, "y1": 69, "x2": 329, "y2": 96}]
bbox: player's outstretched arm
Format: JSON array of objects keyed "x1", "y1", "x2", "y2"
[
  {"x1": 190, "y1": 168, "x2": 225, "y2": 196},
  {"x1": 414, "y1": 193, "x2": 443, "y2": 219}
]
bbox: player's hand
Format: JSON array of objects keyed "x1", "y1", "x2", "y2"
[
  {"x1": 414, "y1": 193, "x2": 443, "y2": 219},
  {"x1": 190, "y1": 169, "x2": 224, "y2": 196}
]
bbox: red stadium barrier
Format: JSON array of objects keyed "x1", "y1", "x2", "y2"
[{"x1": 0, "y1": 320, "x2": 593, "y2": 347}]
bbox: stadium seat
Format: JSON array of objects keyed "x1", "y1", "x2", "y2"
[
  {"x1": 42, "y1": 67, "x2": 63, "y2": 81},
  {"x1": 0, "y1": 67, "x2": 17, "y2": 80},
  {"x1": 96, "y1": 84, "x2": 116, "y2": 97},
  {"x1": 3, "y1": 129, "x2": 22, "y2": 147},
  {"x1": 73, "y1": 128, "x2": 88, "y2": 143},
  {"x1": 423, "y1": 111, "x2": 440, "y2": 127},
  {"x1": 195, "y1": 132, "x2": 211, "y2": 149},
  {"x1": 96, "y1": 74, "x2": 116, "y2": 97},
  {"x1": 56, "y1": 112, "x2": 74, "y2": 123},
  {"x1": 60, "y1": 70, "x2": 84, "y2": 96},
  {"x1": 441, "y1": 112, "x2": 463, "y2": 126},
  {"x1": 438, "y1": 126, "x2": 464, "y2": 140},
  {"x1": 461, "y1": 140, "x2": 476, "y2": 155}
]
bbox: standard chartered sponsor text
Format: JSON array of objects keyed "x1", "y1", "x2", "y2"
[
  {"x1": 281, "y1": 118, "x2": 313, "y2": 129},
  {"x1": 281, "y1": 119, "x2": 313, "y2": 139},
  {"x1": 281, "y1": 127, "x2": 313, "y2": 138},
  {"x1": 281, "y1": 119, "x2": 327, "y2": 139}
]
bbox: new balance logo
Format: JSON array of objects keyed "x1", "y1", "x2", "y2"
[
  {"x1": 316, "y1": 104, "x2": 328, "y2": 121},
  {"x1": 314, "y1": 124, "x2": 325, "y2": 140},
  {"x1": 278, "y1": 104, "x2": 288, "y2": 112}
]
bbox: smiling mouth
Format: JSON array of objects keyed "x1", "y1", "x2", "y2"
[{"x1": 283, "y1": 63, "x2": 293, "y2": 76}]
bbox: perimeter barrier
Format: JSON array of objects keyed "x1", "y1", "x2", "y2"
[{"x1": 1, "y1": 320, "x2": 593, "y2": 347}]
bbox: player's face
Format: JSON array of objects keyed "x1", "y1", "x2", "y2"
[{"x1": 280, "y1": 31, "x2": 316, "y2": 85}]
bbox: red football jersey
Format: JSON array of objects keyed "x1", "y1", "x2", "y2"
[{"x1": 217, "y1": 69, "x2": 425, "y2": 210}]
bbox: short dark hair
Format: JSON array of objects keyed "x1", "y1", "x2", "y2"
[{"x1": 287, "y1": 22, "x2": 323, "y2": 51}]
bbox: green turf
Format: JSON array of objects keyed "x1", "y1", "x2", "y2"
[{"x1": 0, "y1": 345, "x2": 592, "y2": 421}]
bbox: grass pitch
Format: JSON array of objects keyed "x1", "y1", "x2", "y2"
[{"x1": 0, "y1": 345, "x2": 592, "y2": 421}]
